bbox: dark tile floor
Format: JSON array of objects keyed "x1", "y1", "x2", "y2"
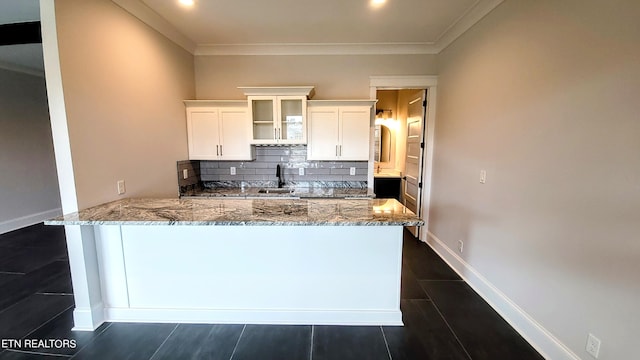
[{"x1": 0, "y1": 224, "x2": 544, "y2": 360}]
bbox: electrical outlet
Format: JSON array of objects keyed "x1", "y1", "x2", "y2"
[
  {"x1": 230, "y1": 167, "x2": 236, "y2": 175},
  {"x1": 117, "y1": 180, "x2": 126, "y2": 195},
  {"x1": 458, "y1": 240, "x2": 464, "y2": 253},
  {"x1": 586, "y1": 333, "x2": 601, "y2": 358},
  {"x1": 480, "y1": 170, "x2": 487, "y2": 184},
  {"x1": 182, "y1": 169, "x2": 188, "y2": 179},
  {"x1": 299, "y1": 168, "x2": 304, "y2": 176},
  {"x1": 350, "y1": 167, "x2": 356, "y2": 176}
]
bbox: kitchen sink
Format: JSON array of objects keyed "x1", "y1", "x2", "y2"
[{"x1": 257, "y1": 188, "x2": 294, "y2": 194}]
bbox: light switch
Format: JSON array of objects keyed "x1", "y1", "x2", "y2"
[
  {"x1": 480, "y1": 170, "x2": 487, "y2": 184},
  {"x1": 183, "y1": 169, "x2": 188, "y2": 179},
  {"x1": 299, "y1": 168, "x2": 304, "y2": 176},
  {"x1": 350, "y1": 167, "x2": 356, "y2": 176},
  {"x1": 230, "y1": 167, "x2": 236, "y2": 175},
  {"x1": 117, "y1": 180, "x2": 126, "y2": 195}
]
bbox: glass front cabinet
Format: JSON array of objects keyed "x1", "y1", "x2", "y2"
[{"x1": 241, "y1": 86, "x2": 315, "y2": 145}]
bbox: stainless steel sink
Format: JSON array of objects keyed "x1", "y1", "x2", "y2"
[{"x1": 257, "y1": 188, "x2": 294, "y2": 194}]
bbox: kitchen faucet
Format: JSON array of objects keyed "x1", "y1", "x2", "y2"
[{"x1": 276, "y1": 164, "x2": 285, "y2": 188}]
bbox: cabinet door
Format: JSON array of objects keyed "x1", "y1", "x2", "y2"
[
  {"x1": 219, "y1": 107, "x2": 253, "y2": 160},
  {"x1": 374, "y1": 178, "x2": 401, "y2": 201},
  {"x1": 187, "y1": 109, "x2": 220, "y2": 160},
  {"x1": 339, "y1": 107, "x2": 371, "y2": 160},
  {"x1": 277, "y1": 97, "x2": 307, "y2": 144},
  {"x1": 307, "y1": 107, "x2": 340, "y2": 160},
  {"x1": 249, "y1": 96, "x2": 277, "y2": 144}
]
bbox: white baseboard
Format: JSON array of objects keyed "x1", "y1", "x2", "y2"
[
  {"x1": 103, "y1": 308, "x2": 403, "y2": 326},
  {"x1": 71, "y1": 302, "x2": 106, "y2": 331},
  {"x1": 425, "y1": 231, "x2": 581, "y2": 360},
  {"x1": 0, "y1": 208, "x2": 62, "y2": 235}
]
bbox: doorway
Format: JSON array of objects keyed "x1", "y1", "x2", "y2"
[{"x1": 369, "y1": 76, "x2": 437, "y2": 241}]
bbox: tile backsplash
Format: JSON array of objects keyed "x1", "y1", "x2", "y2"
[
  {"x1": 177, "y1": 160, "x2": 201, "y2": 193},
  {"x1": 198, "y1": 145, "x2": 368, "y2": 185}
]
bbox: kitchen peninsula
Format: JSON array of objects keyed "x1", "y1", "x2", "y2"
[{"x1": 47, "y1": 197, "x2": 423, "y2": 329}]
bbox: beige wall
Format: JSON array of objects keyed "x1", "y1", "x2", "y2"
[
  {"x1": 195, "y1": 54, "x2": 437, "y2": 99},
  {"x1": 432, "y1": 0, "x2": 639, "y2": 359},
  {"x1": 0, "y1": 68, "x2": 61, "y2": 231},
  {"x1": 55, "y1": 0, "x2": 194, "y2": 209}
]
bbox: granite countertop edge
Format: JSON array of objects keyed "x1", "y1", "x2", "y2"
[
  {"x1": 44, "y1": 220, "x2": 425, "y2": 226},
  {"x1": 45, "y1": 197, "x2": 423, "y2": 227}
]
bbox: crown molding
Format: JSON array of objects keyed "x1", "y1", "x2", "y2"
[
  {"x1": 0, "y1": 60, "x2": 44, "y2": 77},
  {"x1": 434, "y1": 0, "x2": 504, "y2": 53},
  {"x1": 238, "y1": 86, "x2": 315, "y2": 97},
  {"x1": 369, "y1": 75, "x2": 438, "y2": 89},
  {"x1": 111, "y1": 0, "x2": 196, "y2": 54},
  {"x1": 195, "y1": 42, "x2": 439, "y2": 56}
]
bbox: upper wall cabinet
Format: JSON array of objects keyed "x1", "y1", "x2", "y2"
[
  {"x1": 184, "y1": 100, "x2": 255, "y2": 160},
  {"x1": 239, "y1": 86, "x2": 315, "y2": 145},
  {"x1": 307, "y1": 100, "x2": 375, "y2": 161}
]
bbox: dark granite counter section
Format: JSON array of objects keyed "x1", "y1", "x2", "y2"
[{"x1": 45, "y1": 198, "x2": 423, "y2": 226}]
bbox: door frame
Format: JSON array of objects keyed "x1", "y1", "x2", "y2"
[{"x1": 369, "y1": 75, "x2": 437, "y2": 242}]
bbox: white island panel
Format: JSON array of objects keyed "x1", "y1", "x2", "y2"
[
  {"x1": 94, "y1": 225, "x2": 130, "y2": 309},
  {"x1": 107, "y1": 225, "x2": 403, "y2": 325}
]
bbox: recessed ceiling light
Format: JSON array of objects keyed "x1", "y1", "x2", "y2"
[
  {"x1": 179, "y1": 0, "x2": 194, "y2": 6},
  {"x1": 371, "y1": 0, "x2": 386, "y2": 7}
]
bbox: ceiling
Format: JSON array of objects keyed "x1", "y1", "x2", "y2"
[
  {"x1": 0, "y1": 0, "x2": 503, "y2": 76},
  {"x1": 118, "y1": 0, "x2": 503, "y2": 55},
  {"x1": 142, "y1": 0, "x2": 476, "y2": 45}
]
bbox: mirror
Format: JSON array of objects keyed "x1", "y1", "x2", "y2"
[{"x1": 374, "y1": 124, "x2": 391, "y2": 163}]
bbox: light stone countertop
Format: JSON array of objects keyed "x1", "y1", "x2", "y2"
[
  {"x1": 45, "y1": 198, "x2": 423, "y2": 226},
  {"x1": 374, "y1": 169, "x2": 403, "y2": 179}
]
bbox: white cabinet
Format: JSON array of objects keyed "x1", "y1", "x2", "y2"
[
  {"x1": 307, "y1": 101, "x2": 374, "y2": 161},
  {"x1": 240, "y1": 86, "x2": 315, "y2": 145},
  {"x1": 185, "y1": 101, "x2": 254, "y2": 160},
  {"x1": 248, "y1": 96, "x2": 307, "y2": 144}
]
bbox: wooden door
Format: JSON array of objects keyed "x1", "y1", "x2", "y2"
[{"x1": 403, "y1": 90, "x2": 426, "y2": 237}]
